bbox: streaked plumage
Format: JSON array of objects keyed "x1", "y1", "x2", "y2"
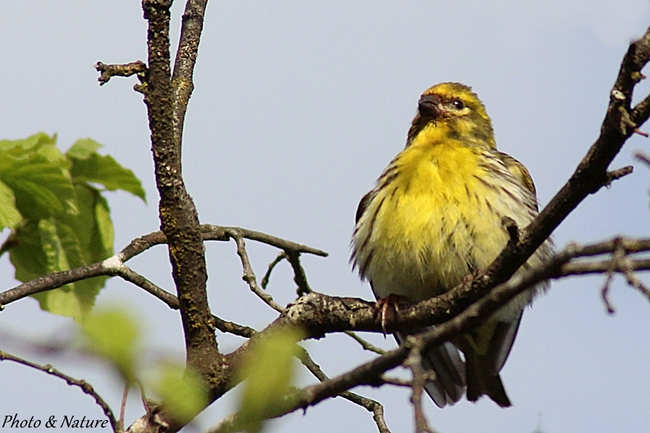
[{"x1": 351, "y1": 82, "x2": 553, "y2": 407}]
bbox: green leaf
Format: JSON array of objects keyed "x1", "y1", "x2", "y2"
[
  {"x1": 8, "y1": 220, "x2": 48, "y2": 281},
  {"x1": 65, "y1": 138, "x2": 103, "y2": 160},
  {"x1": 32, "y1": 276, "x2": 107, "y2": 320},
  {"x1": 1, "y1": 133, "x2": 141, "y2": 319},
  {"x1": 81, "y1": 307, "x2": 141, "y2": 382},
  {"x1": 0, "y1": 151, "x2": 77, "y2": 220},
  {"x1": 236, "y1": 328, "x2": 305, "y2": 433},
  {"x1": 0, "y1": 132, "x2": 56, "y2": 155},
  {"x1": 153, "y1": 363, "x2": 208, "y2": 424},
  {"x1": 59, "y1": 185, "x2": 114, "y2": 262},
  {"x1": 39, "y1": 218, "x2": 70, "y2": 274},
  {"x1": 94, "y1": 192, "x2": 114, "y2": 254},
  {"x1": 9, "y1": 185, "x2": 115, "y2": 319},
  {"x1": 68, "y1": 138, "x2": 146, "y2": 202},
  {"x1": 0, "y1": 132, "x2": 70, "y2": 174},
  {"x1": 0, "y1": 180, "x2": 22, "y2": 230},
  {"x1": 27, "y1": 218, "x2": 106, "y2": 319}
]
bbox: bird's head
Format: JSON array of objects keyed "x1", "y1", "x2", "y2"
[{"x1": 406, "y1": 82, "x2": 496, "y2": 149}]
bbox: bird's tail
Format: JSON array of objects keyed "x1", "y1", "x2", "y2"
[
  {"x1": 396, "y1": 332, "x2": 466, "y2": 408},
  {"x1": 460, "y1": 317, "x2": 522, "y2": 408},
  {"x1": 464, "y1": 347, "x2": 511, "y2": 407}
]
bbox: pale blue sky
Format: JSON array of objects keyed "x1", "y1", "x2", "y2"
[{"x1": 1, "y1": 2, "x2": 650, "y2": 432}]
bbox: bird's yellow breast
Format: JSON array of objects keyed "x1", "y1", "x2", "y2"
[{"x1": 359, "y1": 138, "x2": 525, "y2": 302}]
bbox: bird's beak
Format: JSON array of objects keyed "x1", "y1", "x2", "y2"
[{"x1": 418, "y1": 94, "x2": 442, "y2": 119}]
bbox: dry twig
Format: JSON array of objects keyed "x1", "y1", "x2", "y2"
[
  {"x1": 230, "y1": 230, "x2": 286, "y2": 313},
  {"x1": 0, "y1": 351, "x2": 117, "y2": 432},
  {"x1": 403, "y1": 338, "x2": 436, "y2": 433}
]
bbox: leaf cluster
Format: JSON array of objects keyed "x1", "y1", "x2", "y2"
[{"x1": 0, "y1": 133, "x2": 145, "y2": 319}]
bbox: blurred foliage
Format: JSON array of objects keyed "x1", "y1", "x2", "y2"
[
  {"x1": 81, "y1": 307, "x2": 207, "y2": 424},
  {"x1": 0, "y1": 133, "x2": 145, "y2": 319},
  {"x1": 235, "y1": 327, "x2": 306, "y2": 433},
  {"x1": 153, "y1": 363, "x2": 208, "y2": 425},
  {"x1": 81, "y1": 307, "x2": 141, "y2": 383}
]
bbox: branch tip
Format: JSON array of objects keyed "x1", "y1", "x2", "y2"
[
  {"x1": 606, "y1": 166, "x2": 634, "y2": 184},
  {"x1": 95, "y1": 60, "x2": 147, "y2": 86},
  {"x1": 634, "y1": 151, "x2": 650, "y2": 166}
]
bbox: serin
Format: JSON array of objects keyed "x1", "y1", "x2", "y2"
[{"x1": 351, "y1": 82, "x2": 553, "y2": 407}]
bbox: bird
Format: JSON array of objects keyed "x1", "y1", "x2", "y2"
[{"x1": 350, "y1": 82, "x2": 553, "y2": 407}]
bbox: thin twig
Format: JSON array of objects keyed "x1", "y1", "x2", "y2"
[
  {"x1": 95, "y1": 61, "x2": 147, "y2": 85},
  {"x1": 294, "y1": 346, "x2": 391, "y2": 433},
  {"x1": 634, "y1": 150, "x2": 650, "y2": 166},
  {"x1": 261, "y1": 252, "x2": 287, "y2": 290},
  {"x1": 116, "y1": 261, "x2": 257, "y2": 338},
  {"x1": 606, "y1": 165, "x2": 634, "y2": 184},
  {"x1": 243, "y1": 236, "x2": 650, "y2": 349},
  {"x1": 380, "y1": 376, "x2": 412, "y2": 387},
  {"x1": 344, "y1": 331, "x2": 387, "y2": 355},
  {"x1": 284, "y1": 251, "x2": 314, "y2": 296},
  {"x1": 402, "y1": 339, "x2": 436, "y2": 433},
  {"x1": 201, "y1": 224, "x2": 327, "y2": 257},
  {"x1": 562, "y1": 258, "x2": 650, "y2": 275},
  {"x1": 115, "y1": 265, "x2": 177, "y2": 309},
  {"x1": 0, "y1": 351, "x2": 117, "y2": 432},
  {"x1": 212, "y1": 316, "x2": 257, "y2": 338},
  {"x1": 0, "y1": 224, "x2": 326, "y2": 309},
  {"x1": 599, "y1": 240, "x2": 622, "y2": 314},
  {"x1": 229, "y1": 230, "x2": 285, "y2": 313},
  {"x1": 119, "y1": 383, "x2": 130, "y2": 433},
  {"x1": 370, "y1": 402, "x2": 391, "y2": 433},
  {"x1": 620, "y1": 259, "x2": 650, "y2": 301},
  {"x1": 117, "y1": 257, "x2": 257, "y2": 338}
]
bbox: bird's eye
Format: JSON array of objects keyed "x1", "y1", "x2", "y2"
[{"x1": 453, "y1": 99, "x2": 465, "y2": 110}]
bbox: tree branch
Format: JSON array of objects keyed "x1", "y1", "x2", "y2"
[
  {"x1": 402, "y1": 340, "x2": 436, "y2": 433},
  {"x1": 171, "y1": 0, "x2": 207, "y2": 137},
  {"x1": 475, "y1": 25, "x2": 650, "y2": 299},
  {"x1": 141, "y1": 0, "x2": 220, "y2": 391},
  {"x1": 61, "y1": 12, "x2": 650, "y2": 433},
  {"x1": 95, "y1": 61, "x2": 147, "y2": 86},
  {"x1": 0, "y1": 225, "x2": 325, "y2": 312},
  {"x1": 294, "y1": 347, "x2": 391, "y2": 433},
  {"x1": 201, "y1": 224, "x2": 327, "y2": 257},
  {"x1": 0, "y1": 351, "x2": 117, "y2": 432},
  {"x1": 204, "y1": 235, "x2": 650, "y2": 425},
  {"x1": 230, "y1": 230, "x2": 286, "y2": 313}
]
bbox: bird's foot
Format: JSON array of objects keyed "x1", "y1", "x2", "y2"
[
  {"x1": 374, "y1": 294, "x2": 405, "y2": 336},
  {"x1": 461, "y1": 268, "x2": 484, "y2": 284}
]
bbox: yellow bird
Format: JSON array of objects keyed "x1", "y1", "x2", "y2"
[{"x1": 351, "y1": 82, "x2": 553, "y2": 407}]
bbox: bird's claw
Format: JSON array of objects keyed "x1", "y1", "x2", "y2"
[{"x1": 374, "y1": 294, "x2": 403, "y2": 336}]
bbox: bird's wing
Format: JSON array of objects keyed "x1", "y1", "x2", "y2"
[
  {"x1": 355, "y1": 190, "x2": 375, "y2": 223},
  {"x1": 496, "y1": 151, "x2": 537, "y2": 198},
  {"x1": 486, "y1": 313, "x2": 523, "y2": 374}
]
